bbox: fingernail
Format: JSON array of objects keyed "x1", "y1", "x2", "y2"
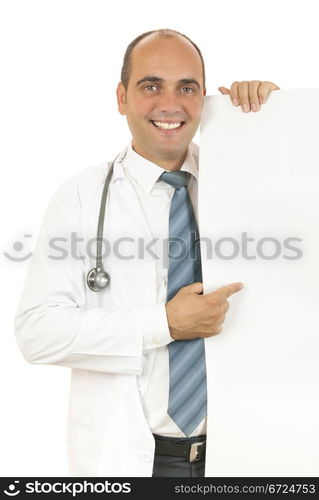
[
  {"x1": 259, "y1": 97, "x2": 264, "y2": 104},
  {"x1": 251, "y1": 102, "x2": 257, "y2": 111},
  {"x1": 242, "y1": 103, "x2": 250, "y2": 112},
  {"x1": 233, "y1": 97, "x2": 239, "y2": 106}
]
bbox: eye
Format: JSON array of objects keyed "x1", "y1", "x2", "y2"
[
  {"x1": 142, "y1": 84, "x2": 159, "y2": 92},
  {"x1": 180, "y1": 87, "x2": 196, "y2": 94}
]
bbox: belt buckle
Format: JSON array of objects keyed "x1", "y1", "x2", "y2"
[{"x1": 189, "y1": 441, "x2": 204, "y2": 462}]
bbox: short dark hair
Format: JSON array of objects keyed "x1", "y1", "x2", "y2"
[{"x1": 120, "y1": 28, "x2": 206, "y2": 91}]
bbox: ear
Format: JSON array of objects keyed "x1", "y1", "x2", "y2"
[{"x1": 116, "y1": 82, "x2": 127, "y2": 115}]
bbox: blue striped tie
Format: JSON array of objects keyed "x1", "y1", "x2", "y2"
[{"x1": 160, "y1": 170, "x2": 207, "y2": 436}]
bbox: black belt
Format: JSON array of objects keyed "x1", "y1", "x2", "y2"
[{"x1": 153, "y1": 434, "x2": 206, "y2": 463}]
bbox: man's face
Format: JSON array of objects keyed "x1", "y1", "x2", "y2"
[{"x1": 116, "y1": 35, "x2": 206, "y2": 168}]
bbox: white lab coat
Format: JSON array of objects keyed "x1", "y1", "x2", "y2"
[{"x1": 14, "y1": 145, "x2": 172, "y2": 476}]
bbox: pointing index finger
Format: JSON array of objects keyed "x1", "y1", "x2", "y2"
[{"x1": 213, "y1": 282, "x2": 244, "y2": 301}]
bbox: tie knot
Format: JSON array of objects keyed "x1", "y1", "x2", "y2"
[{"x1": 160, "y1": 170, "x2": 191, "y2": 189}]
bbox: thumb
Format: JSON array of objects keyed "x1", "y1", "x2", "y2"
[
  {"x1": 186, "y1": 282, "x2": 203, "y2": 294},
  {"x1": 218, "y1": 86, "x2": 230, "y2": 95}
]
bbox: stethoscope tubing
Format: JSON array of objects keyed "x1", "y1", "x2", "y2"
[
  {"x1": 96, "y1": 160, "x2": 114, "y2": 271},
  {"x1": 86, "y1": 152, "x2": 122, "y2": 291}
]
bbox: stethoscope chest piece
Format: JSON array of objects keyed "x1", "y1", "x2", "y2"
[
  {"x1": 86, "y1": 153, "x2": 124, "y2": 292},
  {"x1": 87, "y1": 267, "x2": 110, "y2": 292}
]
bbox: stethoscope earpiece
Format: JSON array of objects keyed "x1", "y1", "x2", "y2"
[{"x1": 87, "y1": 267, "x2": 110, "y2": 292}]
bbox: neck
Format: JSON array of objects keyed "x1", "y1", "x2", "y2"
[{"x1": 132, "y1": 142, "x2": 188, "y2": 171}]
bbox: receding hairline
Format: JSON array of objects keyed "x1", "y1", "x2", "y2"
[
  {"x1": 120, "y1": 29, "x2": 206, "y2": 90},
  {"x1": 133, "y1": 31, "x2": 197, "y2": 51}
]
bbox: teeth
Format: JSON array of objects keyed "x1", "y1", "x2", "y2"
[{"x1": 153, "y1": 121, "x2": 182, "y2": 130}]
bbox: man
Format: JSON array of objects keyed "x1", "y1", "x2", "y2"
[{"x1": 14, "y1": 28, "x2": 280, "y2": 477}]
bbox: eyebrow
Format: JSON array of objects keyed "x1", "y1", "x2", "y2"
[{"x1": 136, "y1": 76, "x2": 201, "y2": 90}]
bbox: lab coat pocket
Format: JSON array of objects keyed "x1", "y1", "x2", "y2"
[{"x1": 138, "y1": 350, "x2": 156, "y2": 399}]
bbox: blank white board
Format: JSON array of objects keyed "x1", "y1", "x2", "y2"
[{"x1": 200, "y1": 89, "x2": 319, "y2": 476}]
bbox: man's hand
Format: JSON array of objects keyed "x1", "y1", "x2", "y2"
[
  {"x1": 218, "y1": 81, "x2": 280, "y2": 112},
  {"x1": 165, "y1": 281, "x2": 243, "y2": 341}
]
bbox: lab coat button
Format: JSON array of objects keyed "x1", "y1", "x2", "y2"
[
  {"x1": 152, "y1": 335, "x2": 159, "y2": 344},
  {"x1": 140, "y1": 452, "x2": 152, "y2": 462}
]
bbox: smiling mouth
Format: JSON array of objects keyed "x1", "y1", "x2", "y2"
[{"x1": 150, "y1": 120, "x2": 185, "y2": 130}]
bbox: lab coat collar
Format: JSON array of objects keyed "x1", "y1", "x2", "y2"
[{"x1": 115, "y1": 140, "x2": 199, "y2": 194}]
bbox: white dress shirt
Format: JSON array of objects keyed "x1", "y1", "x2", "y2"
[{"x1": 122, "y1": 140, "x2": 207, "y2": 438}]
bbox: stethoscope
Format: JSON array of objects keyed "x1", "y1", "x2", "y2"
[{"x1": 86, "y1": 154, "x2": 120, "y2": 292}]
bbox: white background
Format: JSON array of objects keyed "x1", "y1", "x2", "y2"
[{"x1": 1, "y1": 0, "x2": 318, "y2": 476}]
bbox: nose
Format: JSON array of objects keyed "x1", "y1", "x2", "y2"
[{"x1": 155, "y1": 88, "x2": 183, "y2": 116}]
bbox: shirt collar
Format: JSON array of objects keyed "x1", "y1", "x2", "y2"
[{"x1": 121, "y1": 140, "x2": 199, "y2": 194}]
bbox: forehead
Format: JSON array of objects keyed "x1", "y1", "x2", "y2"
[{"x1": 129, "y1": 35, "x2": 203, "y2": 82}]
